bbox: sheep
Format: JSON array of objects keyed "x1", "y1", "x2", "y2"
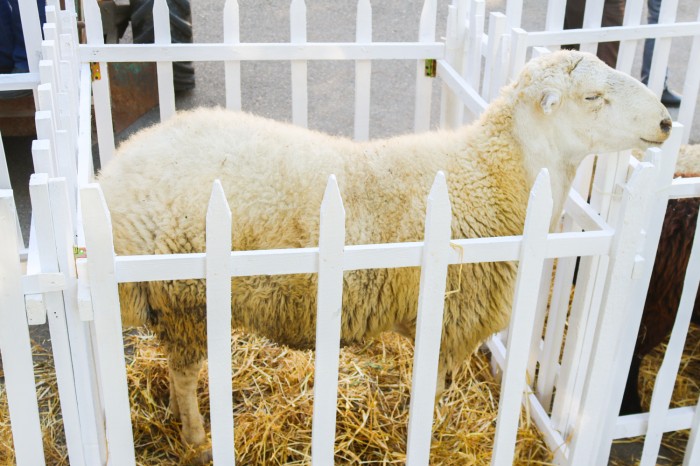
[
  {"x1": 95, "y1": 50, "x2": 671, "y2": 457},
  {"x1": 620, "y1": 145, "x2": 700, "y2": 415}
]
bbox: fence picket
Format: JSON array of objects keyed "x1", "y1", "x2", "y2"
[
  {"x1": 17, "y1": 0, "x2": 43, "y2": 73},
  {"x1": 537, "y1": 250, "x2": 577, "y2": 409},
  {"x1": 405, "y1": 172, "x2": 451, "y2": 466},
  {"x1": 639, "y1": 212, "x2": 700, "y2": 464},
  {"x1": 566, "y1": 162, "x2": 659, "y2": 466},
  {"x1": 224, "y1": 0, "x2": 242, "y2": 111},
  {"x1": 678, "y1": 7, "x2": 700, "y2": 145},
  {"x1": 0, "y1": 191, "x2": 45, "y2": 466},
  {"x1": 80, "y1": 184, "x2": 137, "y2": 465},
  {"x1": 616, "y1": 0, "x2": 644, "y2": 73},
  {"x1": 684, "y1": 395, "x2": 700, "y2": 466},
  {"x1": 353, "y1": 0, "x2": 372, "y2": 141},
  {"x1": 647, "y1": 0, "x2": 678, "y2": 97},
  {"x1": 579, "y1": 0, "x2": 605, "y2": 56},
  {"x1": 290, "y1": 0, "x2": 308, "y2": 128},
  {"x1": 440, "y1": 4, "x2": 460, "y2": 130},
  {"x1": 154, "y1": 0, "x2": 176, "y2": 120},
  {"x1": 593, "y1": 126, "x2": 684, "y2": 465},
  {"x1": 311, "y1": 175, "x2": 346, "y2": 465},
  {"x1": 491, "y1": 169, "x2": 553, "y2": 466},
  {"x1": 29, "y1": 174, "x2": 86, "y2": 466},
  {"x1": 414, "y1": 0, "x2": 437, "y2": 133},
  {"x1": 206, "y1": 180, "x2": 235, "y2": 465},
  {"x1": 83, "y1": 0, "x2": 115, "y2": 166},
  {"x1": 48, "y1": 178, "x2": 106, "y2": 464},
  {"x1": 483, "y1": 12, "x2": 506, "y2": 102}
]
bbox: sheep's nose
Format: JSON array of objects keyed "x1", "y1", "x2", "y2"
[{"x1": 660, "y1": 118, "x2": 672, "y2": 134}]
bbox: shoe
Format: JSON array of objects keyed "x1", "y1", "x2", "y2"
[{"x1": 661, "y1": 88, "x2": 682, "y2": 107}]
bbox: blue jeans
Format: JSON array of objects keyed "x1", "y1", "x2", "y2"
[
  {"x1": 641, "y1": 0, "x2": 666, "y2": 86},
  {"x1": 0, "y1": 0, "x2": 46, "y2": 73}
]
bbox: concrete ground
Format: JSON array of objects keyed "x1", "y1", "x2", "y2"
[{"x1": 1, "y1": 0, "x2": 699, "y2": 463}]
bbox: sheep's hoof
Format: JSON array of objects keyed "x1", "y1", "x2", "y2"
[{"x1": 182, "y1": 440, "x2": 212, "y2": 465}]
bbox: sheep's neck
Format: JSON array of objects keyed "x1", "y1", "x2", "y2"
[{"x1": 508, "y1": 103, "x2": 588, "y2": 222}]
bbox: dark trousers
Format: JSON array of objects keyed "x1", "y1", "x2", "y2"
[
  {"x1": 0, "y1": 0, "x2": 46, "y2": 72},
  {"x1": 563, "y1": 0, "x2": 626, "y2": 68}
]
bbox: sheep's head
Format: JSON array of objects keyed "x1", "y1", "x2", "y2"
[{"x1": 510, "y1": 50, "x2": 672, "y2": 160}]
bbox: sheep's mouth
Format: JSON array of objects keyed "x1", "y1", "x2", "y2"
[{"x1": 640, "y1": 137, "x2": 664, "y2": 145}]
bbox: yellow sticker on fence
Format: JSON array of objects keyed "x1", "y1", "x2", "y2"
[{"x1": 90, "y1": 62, "x2": 101, "y2": 81}]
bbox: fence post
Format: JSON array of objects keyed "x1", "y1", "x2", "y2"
[
  {"x1": 80, "y1": 184, "x2": 137, "y2": 465},
  {"x1": 311, "y1": 175, "x2": 346, "y2": 465},
  {"x1": 566, "y1": 160, "x2": 659, "y2": 466},
  {"x1": 491, "y1": 169, "x2": 552, "y2": 466},
  {"x1": 48, "y1": 177, "x2": 107, "y2": 464},
  {"x1": 405, "y1": 172, "x2": 451, "y2": 466},
  {"x1": 206, "y1": 180, "x2": 236, "y2": 464},
  {"x1": 590, "y1": 123, "x2": 684, "y2": 465},
  {"x1": 639, "y1": 212, "x2": 700, "y2": 464},
  {"x1": 29, "y1": 174, "x2": 86, "y2": 466},
  {"x1": 0, "y1": 190, "x2": 46, "y2": 466}
]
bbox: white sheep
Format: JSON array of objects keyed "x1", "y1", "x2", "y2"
[{"x1": 96, "y1": 50, "x2": 671, "y2": 458}]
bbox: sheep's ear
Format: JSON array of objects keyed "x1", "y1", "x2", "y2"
[{"x1": 540, "y1": 90, "x2": 561, "y2": 114}]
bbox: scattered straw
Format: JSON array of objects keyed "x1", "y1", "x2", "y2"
[{"x1": 1, "y1": 321, "x2": 697, "y2": 465}]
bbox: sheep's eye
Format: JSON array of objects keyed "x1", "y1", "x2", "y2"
[{"x1": 585, "y1": 94, "x2": 602, "y2": 101}]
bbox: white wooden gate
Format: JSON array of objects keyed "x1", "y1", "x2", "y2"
[{"x1": 1, "y1": 0, "x2": 700, "y2": 465}]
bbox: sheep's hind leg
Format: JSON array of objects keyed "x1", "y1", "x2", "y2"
[
  {"x1": 169, "y1": 358, "x2": 211, "y2": 463},
  {"x1": 167, "y1": 366, "x2": 180, "y2": 419}
]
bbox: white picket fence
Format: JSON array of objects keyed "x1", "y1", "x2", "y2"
[{"x1": 1, "y1": 0, "x2": 700, "y2": 465}]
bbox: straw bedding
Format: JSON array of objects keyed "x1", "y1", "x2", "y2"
[{"x1": 1, "y1": 322, "x2": 697, "y2": 465}]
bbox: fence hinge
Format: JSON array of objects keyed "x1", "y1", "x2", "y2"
[
  {"x1": 90, "y1": 62, "x2": 102, "y2": 81},
  {"x1": 424, "y1": 59, "x2": 437, "y2": 78}
]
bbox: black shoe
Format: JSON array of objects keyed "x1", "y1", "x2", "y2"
[{"x1": 661, "y1": 88, "x2": 682, "y2": 107}]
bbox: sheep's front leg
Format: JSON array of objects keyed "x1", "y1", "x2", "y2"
[
  {"x1": 169, "y1": 358, "x2": 210, "y2": 461},
  {"x1": 393, "y1": 318, "x2": 449, "y2": 398}
]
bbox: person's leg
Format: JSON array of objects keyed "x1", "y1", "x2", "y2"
[
  {"x1": 0, "y1": 0, "x2": 16, "y2": 72},
  {"x1": 9, "y1": 0, "x2": 29, "y2": 72},
  {"x1": 597, "y1": 0, "x2": 625, "y2": 68},
  {"x1": 641, "y1": 0, "x2": 661, "y2": 84}
]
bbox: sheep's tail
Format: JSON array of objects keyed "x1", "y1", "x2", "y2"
[{"x1": 118, "y1": 282, "x2": 150, "y2": 327}]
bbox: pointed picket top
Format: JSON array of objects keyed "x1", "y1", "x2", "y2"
[
  {"x1": 223, "y1": 0, "x2": 240, "y2": 43},
  {"x1": 526, "y1": 168, "x2": 553, "y2": 222},
  {"x1": 320, "y1": 174, "x2": 345, "y2": 220},
  {"x1": 83, "y1": 0, "x2": 105, "y2": 44},
  {"x1": 427, "y1": 171, "x2": 451, "y2": 216},
  {"x1": 206, "y1": 179, "x2": 232, "y2": 225},
  {"x1": 153, "y1": 0, "x2": 172, "y2": 42}
]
